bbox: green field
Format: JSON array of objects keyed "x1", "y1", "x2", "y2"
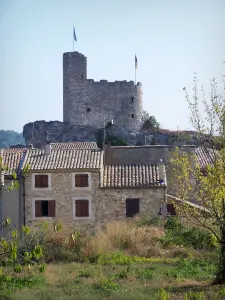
[
  {"x1": 1, "y1": 255, "x2": 224, "y2": 300},
  {"x1": 1, "y1": 218, "x2": 224, "y2": 300}
]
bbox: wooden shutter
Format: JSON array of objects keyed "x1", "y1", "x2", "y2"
[
  {"x1": 41, "y1": 175, "x2": 48, "y2": 188},
  {"x1": 48, "y1": 200, "x2": 56, "y2": 217},
  {"x1": 126, "y1": 199, "x2": 140, "y2": 217},
  {"x1": 35, "y1": 175, "x2": 42, "y2": 188},
  {"x1": 75, "y1": 175, "x2": 82, "y2": 187},
  {"x1": 81, "y1": 174, "x2": 89, "y2": 187},
  {"x1": 35, "y1": 200, "x2": 43, "y2": 217},
  {"x1": 167, "y1": 204, "x2": 176, "y2": 216},
  {"x1": 81, "y1": 200, "x2": 89, "y2": 217},
  {"x1": 75, "y1": 200, "x2": 82, "y2": 216}
]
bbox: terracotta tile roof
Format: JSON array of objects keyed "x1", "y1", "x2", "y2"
[
  {"x1": 0, "y1": 148, "x2": 27, "y2": 176},
  {"x1": 194, "y1": 147, "x2": 216, "y2": 168},
  {"x1": 101, "y1": 164, "x2": 166, "y2": 188},
  {"x1": 23, "y1": 148, "x2": 103, "y2": 171},
  {"x1": 50, "y1": 142, "x2": 98, "y2": 150}
]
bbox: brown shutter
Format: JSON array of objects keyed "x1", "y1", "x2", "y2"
[
  {"x1": 75, "y1": 175, "x2": 82, "y2": 187},
  {"x1": 81, "y1": 174, "x2": 89, "y2": 187},
  {"x1": 41, "y1": 175, "x2": 49, "y2": 188},
  {"x1": 35, "y1": 200, "x2": 42, "y2": 217},
  {"x1": 48, "y1": 200, "x2": 56, "y2": 217},
  {"x1": 35, "y1": 175, "x2": 42, "y2": 188},
  {"x1": 75, "y1": 200, "x2": 82, "y2": 216},
  {"x1": 81, "y1": 200, "x2": 89, "y2": 217}
]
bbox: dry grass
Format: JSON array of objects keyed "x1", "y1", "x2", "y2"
[{"x1": 87, "y1": 220, "x2": 165, "y2": 257}]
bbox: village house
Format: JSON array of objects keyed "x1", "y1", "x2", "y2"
[
  {"x1": 0, "y1": 148, "x2": 27, "y2": 236},
  {"x1": 21, "y1": 142, "x2": 167, "y2": 233}
]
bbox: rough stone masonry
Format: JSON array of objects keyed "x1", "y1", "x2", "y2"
[{"x1": 23, "y1": 51, "x2": 144, "y2": 148}]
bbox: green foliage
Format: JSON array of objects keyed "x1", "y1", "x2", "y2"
[
  {"x1": 135, "y1": 266, "x2": 155, "y2": 280},
  {"x1": 77, "y1": 269, "x2": 91, "y2": 278},
  {"x1": 106, "y1": 135, "x2": 128, "y2": 146},
  {"x1": 141, "y1": 110, "x2": 161, "y2": 131},
  {"x1": 163, "y1": 217, "x2": 217, "y2": 250},
  {"x1": 0, "y1": 130, "x2": 25, "y2": 148},
  {"x1": 158, "y1": 288, "x2": 170, "y2": 300},
  {"x1": 93, "y1": 278, "x2": 118, "y2": 293}
]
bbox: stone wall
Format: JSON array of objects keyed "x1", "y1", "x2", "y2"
[
  {"x1": 24, "y1": 170, "x2": 165, "y2": 234},
  {"x1": 63, "y1": 52, "x2": 143, "y2": 133}
]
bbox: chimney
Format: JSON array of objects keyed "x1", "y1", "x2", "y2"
[
  {"x1": 158, "y1": 159, "x2": 165, "y2": 184},
  {"x1": 45, "y1": 141, "x2": 51, "y2": 155}
]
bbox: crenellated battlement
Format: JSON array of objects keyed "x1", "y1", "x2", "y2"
[
  {"x1": 86, "y1": 79, "x2": 141, "y2": 87},
  {"x1": 63, "y1": 51, "x2": 143, "y2": 132}
]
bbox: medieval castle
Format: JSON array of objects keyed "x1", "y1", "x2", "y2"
[{"x1": 23, "y1": 51, "x2": 145, "y2": 148}]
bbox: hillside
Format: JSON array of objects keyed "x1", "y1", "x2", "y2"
[{"x1": 0, "y1": 130, "x2": 25, "y2": 148}]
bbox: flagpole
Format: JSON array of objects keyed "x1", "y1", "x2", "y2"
[
  {"x1": 135, "y1": 53, "x2": 137, "y2": 84},
  {"x1": 73, "y1": 24, "x2": 74, "y2": 52}
]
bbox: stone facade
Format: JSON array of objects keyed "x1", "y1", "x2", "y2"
[
  {"x1": 23, "y1": 51, "x2": 144, "y2": 148},
  {"x1": 24, "y1": 170, "x2": 166, "y2": 233},
  {"x1": 63, "y1": 52, "x2": 143, "y2": 132}
]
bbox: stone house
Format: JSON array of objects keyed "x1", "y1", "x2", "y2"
[
  {"x1": 22, "y1": 142, "x2": 167, "y2": 233},
  {"x1": 0, "y1": 148, "x2": 27, "y2": 237}
]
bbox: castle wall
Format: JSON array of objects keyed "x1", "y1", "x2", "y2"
[{"x1": 63, "y1": 52, "x2": 143, "y2": 133}]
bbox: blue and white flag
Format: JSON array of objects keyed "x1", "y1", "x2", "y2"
[{"x1": 73, "y1": 25, "x2": 77, "y2": 42}]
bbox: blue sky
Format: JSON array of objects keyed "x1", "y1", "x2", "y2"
[{"x1": 1, "y1": 0, "x2": 225, "y2": 133}]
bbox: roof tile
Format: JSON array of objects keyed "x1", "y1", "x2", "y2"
[
  {"x1": 23, "y1": 148, "x2": 103, "y2": 171},
  {"x1": 102, "y1": 164, "x2": 166, "y2": 188}
]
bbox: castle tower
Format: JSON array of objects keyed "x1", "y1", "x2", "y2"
[
  {"x1": 63, "y1": 52, "x2": 87, "y2": 123},
  {"x1": 63, "y1": 51, "x2": 143, "y2": 133}
]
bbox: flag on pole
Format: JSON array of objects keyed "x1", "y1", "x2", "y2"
[
  {"x1": 135, "y1": 55, "x2": 138, "y2": 70},
  {"x1": 73, "y1": 25, "x2": 77, "y2": 41}
]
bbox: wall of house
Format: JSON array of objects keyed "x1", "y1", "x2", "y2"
[
  {"x1": 24, "y1": 171, "x2": 166, "y2": 234},
  {"x1": 1, "y1": 179, "x2": 22, "y2": 237}
]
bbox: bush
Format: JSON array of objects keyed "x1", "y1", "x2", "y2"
[{"x1": 163, "y1": 217, "x2": 218, "y2": 250}]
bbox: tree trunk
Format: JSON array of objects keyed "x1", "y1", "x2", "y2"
[{"x1": 216, "y1": 226, "x2": 225, "y2": 284}]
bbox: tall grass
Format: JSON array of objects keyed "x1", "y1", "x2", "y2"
[{"x1": 86, "y1": 220, "x2": 165, "y2": 258}]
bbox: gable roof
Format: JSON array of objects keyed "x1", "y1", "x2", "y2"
[
  {"x1": 23, "y1": 148, "x2": 103, "y2": 171},
  {"x1": 101, "y1": 164, "x2": 166, "y2": 188},
  {"x1": 194, "y1": 147, "x2": 216, "y2": 168},
  {"x1": 0, "y1": 148, "x2": 27, "y2": 176}
]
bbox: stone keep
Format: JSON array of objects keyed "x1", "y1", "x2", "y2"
[{"x1": 63, "y1": 52, "x2": 143, "y2": 132}]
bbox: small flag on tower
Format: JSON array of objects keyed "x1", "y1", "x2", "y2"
[
  {"x1": 73, "y1": 25, "x2": 77, "y2": 42},
  {"x1": 135, "y1": 55, "x2": 138, "y2": 70}
]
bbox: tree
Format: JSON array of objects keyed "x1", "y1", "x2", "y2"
[
  {"x1": 0, "y1": 157, "x2": 62, "y2": 276},
  {"x1": 141, "y1": 110, "x2": 161, "y2": 131},
  {"x1": 170, "y1": 75, "x2": 225, "y2": 283}
]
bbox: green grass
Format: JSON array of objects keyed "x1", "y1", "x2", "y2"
[{"x1": 0, "y1": 256, "x2": 224, "y2": 300}]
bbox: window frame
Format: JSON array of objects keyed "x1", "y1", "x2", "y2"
[
  {"x1": 73, "y1": 197, "x2": 92, "y2": 220},
  {"x1": 32, "y1": 173, "x2": 52, "y2": 190},
  {"x1": 72, "y1": 172, "x2": 91, "y2": 190},
  {"x1": 32, "y1": 198, "x2": 55, "y2": 219}
]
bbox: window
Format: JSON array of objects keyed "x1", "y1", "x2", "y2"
[
  {"x1": 74, "y1": 199, "x2": 90, "y2": 218},
  {"x1": 131, "y1": 96, "x2": 134, "y2": 103},
  {"x1": 167, "y1": 204, "x2": 176, "y2": 216},
  {"x1": 132, "y1": 114, "x2": 134, "y2": 119},
  {"x1": 87, "y1": 108, "x2": 90, "y2": 112},
  {"x1": 35, "y1": 200, "x2": 55, "y2": 217},
  {"x1": 75, "y1": 174, "x2": 89, "y2": 187},
  {"x1": 126, "y1": 198, "x2": 140, "y2": 217},
  {"x1": 35, "y1": 175, "x2": 48, "y2": 188}
]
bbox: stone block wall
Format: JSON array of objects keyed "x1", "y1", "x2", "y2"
[
  {"x1": 24, "y1": 170, "x2": 165, "y2": 234},
  {"x1": 63, "y1": 52, "x2": 143, "y2": 133}
]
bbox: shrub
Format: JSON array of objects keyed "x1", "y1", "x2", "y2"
[{"x1": 163, "y1": 217, "x2": 218, "y2": 250}]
